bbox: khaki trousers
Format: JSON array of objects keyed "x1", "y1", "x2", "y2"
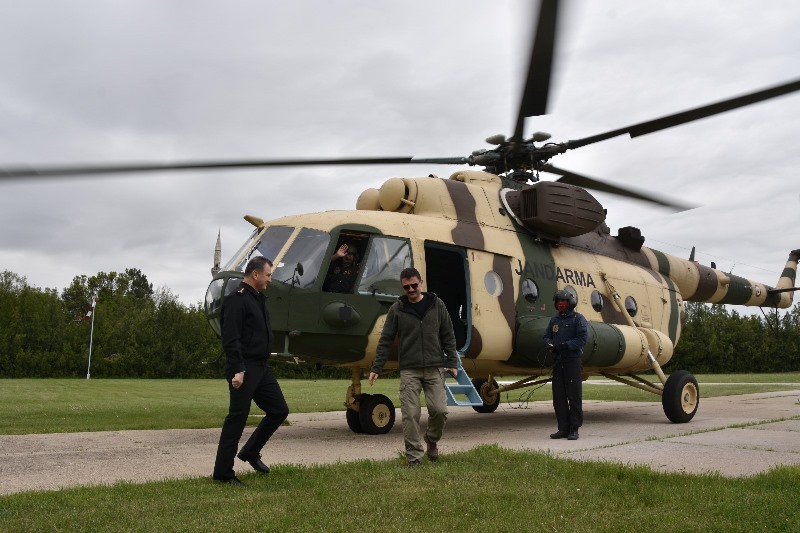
[{"x1": 399, "y1": 367, "x2": 449, "y2": 462}]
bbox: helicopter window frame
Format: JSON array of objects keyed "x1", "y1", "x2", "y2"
[
  {"x1": 272, "y1": 227, "x2": 331, "y2": 289},
  {"x1": 223, "y1": 225, "x2": 296, "y2": 273},
  {"x1": 357, "y1": 236, "x2": 412, "y2": 297},
  {"x1": 322, "y1": 232, "x2": 369, "y2": 294},
  {"x1": 483, "y1": 271, "x2": 504, "y2": 297},
  {"x1": 248, "y1": 225, "x2": 295, "y2": 267},
  {"x1": 521, "y1": 278, "x2": 539, "y2": 304},
  {"x1": 591, "y1": 290, "x2": 604, "y2": 312},
  {"x1": 221, "y1": 228, "x2": 260, "y2": 272},
  {"x1": 204, "y1": 278, "x2": 226, "y2": 336},
  {"x1": 625, "y1": 296, "x2": 638, "y2": 317},
  {"x1": 204, "y1": 275, "x2": 246, "y2": 336}
]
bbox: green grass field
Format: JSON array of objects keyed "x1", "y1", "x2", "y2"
[
  {"x1": 1, "y1": 375, "x2": 798, "y2": 532},
  {"x1": 1, "y1": 373, "x2": 798, "y2": 435},
  {"x1": 1, "y1": 446, "x2": 798, "y2": 532}
]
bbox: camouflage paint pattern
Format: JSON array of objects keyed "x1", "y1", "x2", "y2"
[{"x1": 209, "y1": 172, "x2": 798, "y2": 380}]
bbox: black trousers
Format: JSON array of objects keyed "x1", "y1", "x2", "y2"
[
  {"x1": 552, "y1": 357, "x2": 583, "y2": 432},
  {"x1": 213, "y1": 361, "x2": 289, "y2": 479}
]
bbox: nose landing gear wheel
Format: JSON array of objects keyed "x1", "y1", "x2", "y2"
[
  {"x1": 359, "y1": 394, "x2": 396, "y2": 434},
  {"x1": 471, "y1": 377, "x2": 500, "y2": 413},
  {"x1": 662, "y1": 370, "x2": 699, "y2": 423}
]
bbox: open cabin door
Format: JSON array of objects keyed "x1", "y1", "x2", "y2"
[{"x1": 423, "y1": 243, "x2": 470, "y2": 351}]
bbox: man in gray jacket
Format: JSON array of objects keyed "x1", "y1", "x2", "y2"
[{"x1": 369, "y1": 267, "x2": 459, "y2": 467}]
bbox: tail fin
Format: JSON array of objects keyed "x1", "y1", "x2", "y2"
[{"x1": 765, "y1": 249, "x2": 800, "y2": 307}]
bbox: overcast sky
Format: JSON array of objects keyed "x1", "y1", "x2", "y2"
[{"x1": 1, "y1": 1, "x2": 798, "y2": 315}]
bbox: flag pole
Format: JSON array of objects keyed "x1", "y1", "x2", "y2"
[{"x1": 86, "y1": 296, "x2": 97, "y2": 380}]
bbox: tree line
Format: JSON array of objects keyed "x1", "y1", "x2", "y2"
[
  {"x1": 671, "y1": 301, "x2": 800, "y2": 373},
  {"x1": 0, "y1": 269, "x2": 348, "y2": 379},
  {"x1": 1, "y1": 269, "x2": 217, "y2": 378},
  {"x1": 1, "y1": 268, "x2": 799, "y2": 378}
]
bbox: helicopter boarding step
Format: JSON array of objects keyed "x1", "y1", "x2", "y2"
[{"x1": 444, "y1": 353, "x2": 483, "y2": 407}]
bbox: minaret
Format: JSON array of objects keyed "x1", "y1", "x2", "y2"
[{"x1": 211, "y1": 229, "x2": 222, "y2": 276}]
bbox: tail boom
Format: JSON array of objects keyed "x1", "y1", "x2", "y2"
[{"x1": 641, "y1": 248, "x2": 799, "y2": 309}]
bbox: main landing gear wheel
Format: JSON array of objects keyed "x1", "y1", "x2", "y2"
[
  {"x1": 471, "y1": 377, "x2": 500, "y2": 413},
  {"x1": 662, "y1": 370, "x2": 699, "y2": 423},
  {"x1": 346, "y1": 407, "x2": 364, "y2": 433},
  {"x1": 359, "y1": 394, "x2": 396, "y2": 434}
]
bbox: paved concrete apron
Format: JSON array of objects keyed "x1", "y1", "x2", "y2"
[{"x1": 1, "y1": 391, "x2": 799, "y2": 495}]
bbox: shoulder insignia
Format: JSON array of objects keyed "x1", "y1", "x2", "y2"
[{"x1": 237, "y1": 287, "x2": 245, "y2": 294}]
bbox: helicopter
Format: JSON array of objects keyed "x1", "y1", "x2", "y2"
[{"x1": 2, "y1": 1, "x2": 799, "y2": 434}]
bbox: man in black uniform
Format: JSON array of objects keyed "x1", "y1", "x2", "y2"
[
  {"x1": 212, "y1": 256, "x2": 289, "y2": 486},
  {"x1": 543, "y1": 289, "x2": 588, "y2": 441}
]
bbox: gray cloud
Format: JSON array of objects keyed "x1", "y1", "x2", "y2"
[{"x1": 1, "y1": 0, "x2": 798, "y2": 314}]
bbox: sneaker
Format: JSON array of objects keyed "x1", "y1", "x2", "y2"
[
  {"x1": 423, "y1": 434, "x2": 439, "y2": 462},
  {"x1": 550, "y1": 430, "x2": 569, "y2": 439}
]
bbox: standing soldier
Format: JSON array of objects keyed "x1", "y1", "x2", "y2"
[
  {"x1": 368, "y1": 267, "x2": 459, "y2": 467},
  {"x1": 544, "y1": 289, "x2": 588, "y2": 440},
  {"x1": 212, "y1": 256, "x2": 289, "y2": 486}
]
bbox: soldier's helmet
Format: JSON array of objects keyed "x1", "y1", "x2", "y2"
[{"x1": 553, "y1": 289, "x2": 577, "y2": 311}]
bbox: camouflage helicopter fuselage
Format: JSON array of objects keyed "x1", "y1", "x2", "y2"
[
  {"x1": 209, "y1": 171, "x2": 798, "y2": 380},
  {"x1": 204, "y1": 170, "x2": 797, "y2": 429}
]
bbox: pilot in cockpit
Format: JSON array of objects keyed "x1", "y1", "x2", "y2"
[{"x1": 322, "y1": 243, "x2": 361, "y2": 293}]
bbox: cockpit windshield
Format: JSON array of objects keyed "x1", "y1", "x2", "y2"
[
  {"x1": 222, "y1": 225, "x2": 295, "y2": 272},
  {"x1": 272, "y1": 228, "x2": 331, "y2": 288}
]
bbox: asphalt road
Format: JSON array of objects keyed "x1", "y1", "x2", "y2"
[{"x1": 1, "y1": 391, "x2": 799, "y2": 495}]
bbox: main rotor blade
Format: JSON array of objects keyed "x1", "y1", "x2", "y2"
[
  {"x1": 543, "y1": 164, "x2": 695, "y2": 211},
  {"x1": 512, "y1": 0, "x2": 559, "y2": 142},
  {"x1": 0, "y1": 156, "x2": 469, "y2": 180},
  {"x1": 565, "y1": 78, "x2": 800, "y2": 150}
]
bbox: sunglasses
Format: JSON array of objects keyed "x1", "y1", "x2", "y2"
[{"x1": 402, "y1": 282, "x2": 419, "y2": 291}]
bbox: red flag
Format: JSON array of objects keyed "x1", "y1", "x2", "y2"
[{"x1": 84, "y1": 296, "x2": 98, "y2": 321}]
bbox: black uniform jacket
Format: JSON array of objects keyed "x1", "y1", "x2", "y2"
[
  {"x1": 221, "y1": 281, "x2": 273, "y2": 376},
  {"x1": 542, "y1": 310, "x2": 588, "y2": 360}
]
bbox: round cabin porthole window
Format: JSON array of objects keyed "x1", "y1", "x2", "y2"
[
  {"x1": 625, "y1": 296, "x2": 638, "y2": 317},
  {"x1": 522, "y1": 278, "x2": 539, "y2": 303},
  {"x1": 484, "y1": 271, "x2": 504, "y2": 297},
  {"x1": 591, "y1": 290, "x2": 604, "y2": 312}
]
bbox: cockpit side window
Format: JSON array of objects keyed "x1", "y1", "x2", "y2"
[
  {"x1": 357, "y1": 237, "x2": 412, "y2": 296},
  {"x1": 323, "y1": 234, "x2": 367, "y2": 294},
  {"x1": 204, "y1": 274, "x2": 246, "y2": 336},
  {"x1": 272, "y1": 228, "x2": 331, "y2": 289},
  {"x1": 223, "y1": 225, "x2": 294, "y2": 272}
]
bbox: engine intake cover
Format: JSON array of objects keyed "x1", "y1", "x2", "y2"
[{"x1": 511, "y1": 181, "x2": 606, "y2": 238}]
